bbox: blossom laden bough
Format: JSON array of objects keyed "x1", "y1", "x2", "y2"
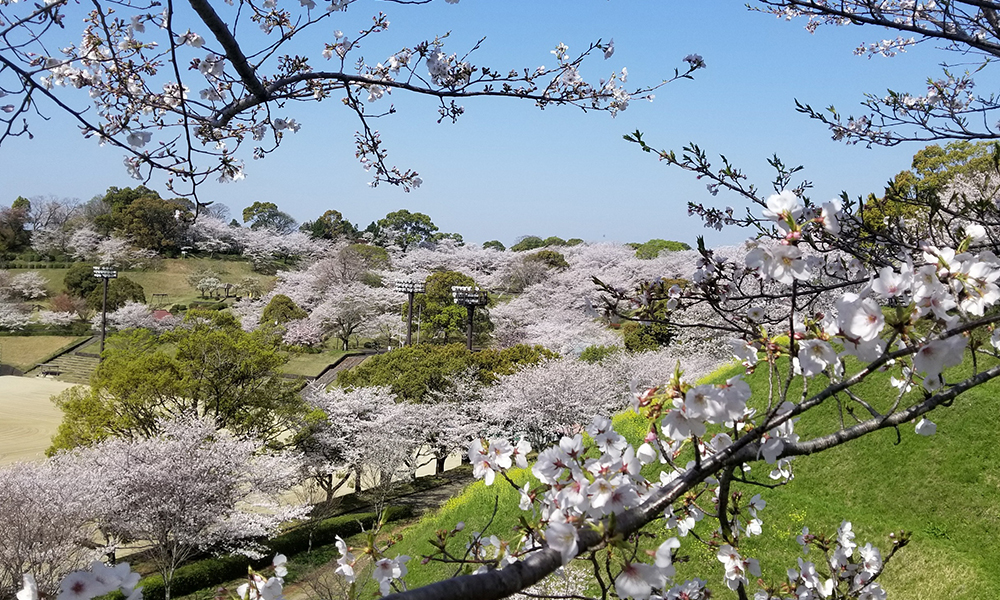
[{"x1": 0, "y1": 0, "x2": 693, "y2": 201}]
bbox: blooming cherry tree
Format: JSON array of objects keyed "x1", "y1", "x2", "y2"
[
  {"x1": 0, "y1": 461, "x2": 105, "y2": 599},
  {"x1": 56, "y1": 416, "x2": 305, "y2": 600},
  {"x1": 363, "y1": 177, "x2": 1000, "y2": 599}
]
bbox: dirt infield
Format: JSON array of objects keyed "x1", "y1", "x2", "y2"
[{"x1": 0, "y1": 376, "x2": 78, "y2": 464}]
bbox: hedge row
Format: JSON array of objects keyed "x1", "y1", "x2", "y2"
[
  {"x1": 0, "y1": 322, "x2": 92, "y2": 337},
  {"x1": 138, "y1": 506, "x2": 413, "y2": 600},
  {"x1": 3, "y1": 262, "x2": 70, "y2": 269}
]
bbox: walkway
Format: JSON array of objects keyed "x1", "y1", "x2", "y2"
[{"x1": 311, "y1": 354, "x2": 369, "y2": 389}]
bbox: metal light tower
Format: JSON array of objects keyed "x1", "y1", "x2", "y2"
[
  {"x1": 92, "y1": 266, "x2": 118, "y2": 358},
  {"x1": 451, "y1": 286, "x2": 489, "y2": 351},
  {"x1": 394, "y1": 279, "x2": 426, "y2": 347}
]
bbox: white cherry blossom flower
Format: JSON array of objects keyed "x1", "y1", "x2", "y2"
[
  {"x1": 915, "y1": 417, "x2": 937, "y2": 436},
  {"x1": 798, "y1": 339, "x2": 837, "y2": 376},
  {"x1": 614, "y1": 562, "x2": 659, "y2": 599},
  {"x1": 762, "y1": 190, "x2": 802, "y2": 222},
  {"x1": 545, "y1": 519, "x2": 578, "y2": 564},
  {"x1": 17, "y1": 574, "x2": 38, "y2": 600},
  {"x1": 836, "y1": 293, "x2": 884, "y2": 342},
  {"x1": 913, "y1": 335, "x2": 965, "y2": 383}
]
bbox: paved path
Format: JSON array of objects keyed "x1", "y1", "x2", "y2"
[
  {"x1": 311, "y1": 354, "x2": 369, "y2": 389},
  {"x1": 0, "y1": 376, "x2": 77, "y2": 464},
  {"x1": 388, "y1": 471, "x2": 473, "y2": 517}
]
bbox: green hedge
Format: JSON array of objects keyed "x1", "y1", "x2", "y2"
[
  {"x1": 187, "y1": 300, "x2": 229, "y2": 310},
  {"x1": 0, "y1": 322, "x2": 91, "y2": 336},
  {"x1": 138, "y1": 506, "x2": 413, "y2": 600},
  {"x1": 4, "y1": 262, "x2": 70, "y2": 269}
]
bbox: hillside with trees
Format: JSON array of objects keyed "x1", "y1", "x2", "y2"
[{"x1": 6, "y1": 2, "x2": 1000, "y2": 600}]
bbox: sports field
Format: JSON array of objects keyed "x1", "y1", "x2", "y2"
[{"x1": 0, "y1": 376, "x2": 76, "y2": 464}]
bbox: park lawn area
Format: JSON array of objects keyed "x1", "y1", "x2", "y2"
[
  {"x1": 7, "y1": 257, "x2": 275, "y2": 309},
  {"x1": 387, "y1": 355, "x2": 1000, "y2": 599},
  {"x1": 0, "y1": 335, "x2": 87, "y2": 371},
  {"x1": 123, "y1": 257, "x2": 274, "y2": 307},
  {"x1": 4, "y1": 267, "x2": 70, "y2": 299},
  {"x1": 281, "y1": 349, "x2": 352, "y2": 377}
]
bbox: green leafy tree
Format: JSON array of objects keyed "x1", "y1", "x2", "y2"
[
  {"x1": 525, "y1": 249, "x2": 570, "y2": 270},
  {"x1": 48, "y1": 311, "x2": 303, "y2": 453},
  {"x1": 93, "y1": 185, "x2": 162, "y2": 235},
  {"x1": 566, "y1": 238, "x2": 584, "y2": 246},
  {"x1": 510, "y1": 235, "x2": 544, "y2": 252},
  {"x1": 432, "y1": 232, "x2": 464, "y2": 245},
  {"x1": 300, "y1": 209, "x2": 359, "y2": 240},
  {"x1": 336, "y1": 343, "x2": 556, "y2": 402},
  {"x1": 863, "y1": 141, "x2": 1000, "y2": 235},
  {"x1": 49, "y1": 329, "x2": 182, "y2": 451},
  {"x1": 118, "y1": 196, "x2": 192, "y2": 254},
  {"x1": 243, "y1": 201, "x2": 297, "y2": 233},
  {"x1": 621, "y1": 319, "x2": 673, "y2": 352},
  {"x1": 412, "y1": 270, "x2": 492, "y2": 343},
  {"x1": 0, "y1": 201, "x2": 30, "y2": 255},
  {"x1": 482, "y1": 240, "x2": 506, "y2": 251},
  {"x1": 260, "y1": 294, "x2": 308, "y2": 325},
  {"x1": 632, "y1": 238, "x2": 692, "y2": 259},
  {"x1": 87, "y1": 276, "x2": 146, "y2": 311},
  {"x1": 376, "y1": 209, "x2": 439, "y2": 252},
  {"x1": 47, "y1": 385, "x2": 119, "y2": 453},
  {"x1": 579, "y1": 344, "x2": 621, "y2": 363},
  {"x1": 63, "y1": 262, "x2": 100, "y2": 298},
  {"x1": 542, "y1": 236, "x2": 567, "y2": 247}
]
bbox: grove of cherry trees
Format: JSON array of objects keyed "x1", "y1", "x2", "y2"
[{"x1": 5, "y1": 1, "x2": 1000, "y2": 600}]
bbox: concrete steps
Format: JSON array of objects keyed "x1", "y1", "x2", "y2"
[{"x1": 29, "y1": 342, "x2": 101, "y2": 385}]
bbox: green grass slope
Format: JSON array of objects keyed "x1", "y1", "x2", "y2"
[
  {"x1": 8, "y1": 257, "x2": 273, "y2": 308},
  {"x1": 389, "y1": 356, "x2": 1000, "y2": 598}
]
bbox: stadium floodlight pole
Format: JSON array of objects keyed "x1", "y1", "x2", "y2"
[
  {"x1": 451, "y1": 286, "x2": 489, "y2": 351},
  {"x1": 394, "y1": 279, "x2": 426, "y2": 346},
  {"x1": 92, "y1": 266, "x2": 118, "y2": 359}
]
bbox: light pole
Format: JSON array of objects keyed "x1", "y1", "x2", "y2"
[
  {"x1": 451, "y1": 286, "x2": 489, "y2": 351},
  {"x1": 92, "y1": 266, "x2": 118, "y2": 358},
  {"x1": 394, "y1": 279, "x2": 426, "y2": 346}
]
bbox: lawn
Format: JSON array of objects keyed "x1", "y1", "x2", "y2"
[
  {"x1": 281, "y1": 349, "x2": 351, "y2": 377},
  {"x1": 0, "y1": 336, "x2": 87, "y2": 371},
  {"x1": 123, "y1": 257, "x2": 273, "y2": 308},
  {"x1": 385, "y1": 355, "x2": 1000, "y2": 599},
  {"x1": 7, "y1": 257, "x2": 275, "y2": 309}
]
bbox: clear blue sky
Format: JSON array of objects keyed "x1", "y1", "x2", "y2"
[{"x1": 0, "y1": 0, "x2": 986, "y2": 247}]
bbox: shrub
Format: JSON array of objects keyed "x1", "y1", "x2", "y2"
[
  {"x1": 524, "y1": 249, "x2": 569, "y2": 270},
  {"x1": 86, "y1": 277, "x2": 146, "y2": 311},
  {"x1": 622, "y1": 320, "x2": 673, "y2": 352},
  {"x1": 337, "y1": 343, "x2": 557, "y2": 402},
  {"x1": 138, "y1": 506, "x2": 413, "y2": 600},
  {"x1": 633, "y1": 238, "x2": 691, "y2": 259},
  {"x1": 63, "y1": 262, "x2": 99, "y2": 298},
  {"x1": 260, "y1": 294, "x2": 308, "y2": 325},
  {"x1": 510, "y1": 236, "x2": 544, "y2": 252},
  {"x1": 579, "y1": 344, "x2": 621, "y2": 363}
]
